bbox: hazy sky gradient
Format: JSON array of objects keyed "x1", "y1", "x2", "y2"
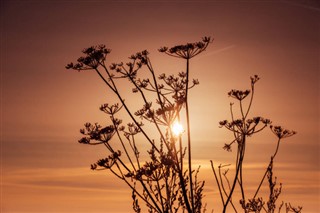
[{"x1": 1, "y1": 1, "x2": 319, "y2": 212}]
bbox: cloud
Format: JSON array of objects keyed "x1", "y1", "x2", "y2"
[
  {"x1": 196, "y1": 45, "x2": 236, "y2": 60},
  {"x1": 3, "y1": 167, "x2": 128, "y2": 192}
]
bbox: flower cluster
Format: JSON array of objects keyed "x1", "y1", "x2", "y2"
[
  {"x1": 125, "y1": 146, "x2": 175, "y2": 182},
  {"x1": 121, "y1": 122, "x2": 143, "y2": 140},
  {"x1": 91, "y1": 151, "x2": 121, "y2": 170},
  {"x1": 100, "y1": 103, "x2": 123, "y2": 115},
  {"x1": 79, "y1": 122, "x2": 115, "y2": 145},
  {"x1": 159, "y1": 37, "x2": 211, "y2": 59},
  {"x1": 270, "y1": 125, "x2": 297, "y2": 139},
  {"x1": 128, "y1": 50, "x2": 149, "y2": 64},
  {"x1": 136, "y1": 161, "x2": 164, "y2": 181},
  {"x1": 250, "y1": 74, "x2": 260, "y2": 85},
  {"x1": 155, "y1": 103, "x2": 175, "y2": 117},
  {"x1": 134, "y1": 102, "x2": 153, "y2": 118},
  {"x1": 228, "y1": 89, "x2": 251, "y2": 101},
  {"x1": 66, "y1": 45, "x2": 111, "y2": 70},
  {"x1": 109, "y1": 50, "x2": 149, "y2": 80},
  {"x1": 219, "y1": 116, "x2": 271, "y2": 135},
  {"x1": 158, "y1": 72, "x2": 199, "y2": 104}
]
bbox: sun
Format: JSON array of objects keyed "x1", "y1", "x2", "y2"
[{"x1": 172, "y1": 121, "x2": 184, "y2": 136}]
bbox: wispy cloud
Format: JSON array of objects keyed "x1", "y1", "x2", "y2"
[
  {"x1": 282, "y1": 0, "x2": 320, "y2": 11},
  {"x1": 196, "y1": 45, "x2": 236, "y2": 60},
  {"x1": 3, "y1": 167, "x2": 127, "y2": 192}
]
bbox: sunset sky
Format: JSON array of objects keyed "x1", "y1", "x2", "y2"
[{"x1": 1, "y1": 1, "x2": 319, "y2": 213}]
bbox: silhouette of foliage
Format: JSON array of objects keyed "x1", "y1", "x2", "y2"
[
  {"x1": 67, "y1": 37, "x2": 301, "y2": 213},
  {"x1": 213, "y1": 75, "x2": 299, "y2": 213}
]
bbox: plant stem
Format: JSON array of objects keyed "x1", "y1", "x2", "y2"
[
  {"x1": 95, "y1": 68, "x2": 159, "y2": 153},
  {"x1": 223, "y1": 136, "x2": 245, "y2": 213},
  {"x1": 210, "y1": 161, "x2": 225, "y2": 206},
  {"x1": 253, "y1": 138, "x2": 281, "y2": 199},
  {"x1": 185, "y1": 58, "x2": 195, "y2": 212}
]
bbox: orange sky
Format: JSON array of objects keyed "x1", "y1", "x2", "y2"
[{"x1": 1, "y1": 1, "x2": 319, "y2": 212}]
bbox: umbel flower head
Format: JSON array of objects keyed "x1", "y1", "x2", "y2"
[
  {"x1": 270, "y1": 125, "x2": 297, "y2": 139},
  {"x1": 228, "y1": 89, "x2": 250, "y2": 101},
  {"x1": 66, "y1": 45, "x2": 111, "y2": 71},
  {"x1": 159, "y1": 36, "x2": 212, "y2": 59}
]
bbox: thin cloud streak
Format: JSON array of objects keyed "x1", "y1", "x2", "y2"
[
  {"x1": 196, "y1": 45, "x2": 236, "y2": 60},
  {"x1": 3, "y1": 162, "x2": 318, "y2": 189},
  {"x1": 281, "y1": 0, "x2": 320, "y2": 11},
  {"x1": 3, "y1": 167, "x2": 127, "y2": 191}
]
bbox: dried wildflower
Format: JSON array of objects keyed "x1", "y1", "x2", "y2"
[
  {"x1": 223, "y1": 143, "x2": 232, "y2": 152},
  {"x1": 125, "y1": 122, "x2": 141, "y2": 136},
  {"x1": 93, "y1": 151, "x2": 121, "y2": 170},
  {"x1": 66, "y1": 45, "x2": 111, "y2": 71},
  {"x1": 141, "y1": 50, "x2": 149, "y2": 56},
  {"x1": 109, "y1": 63, "x2": 117, "y2": 70},
  {"x1": 99, "y1": 126, "x2": 115, "y2": 134},
  {"x1": 219, "y1": 120, "x2": 228, "y2": 127},
  {"x1": 178, "y1": 72, "x2": 186, "y2": 78},
  {"x1": 158, "y1": 46, "x2": 168, "y2": 52},
  {"x1": 118, "y1": 125, "x2": 125, "y2": 131},
  {"x1": 69, "y1": 39, "x2": 301, "y2": 213},
  {"x1": 228, "y1": 89, "x2": 250, "y2": 101},
  {"x1": 192, "y1": 79, "x2": 199, "y2": 85},
  {"x1": 250, "y1": 75, "x2": 260, "y2": 84},
  {"x1": 129, "y1": 54, "x2": 137, "y2": 60},
  {"x1": 159, "y1": 36, "x2": 212, "y2": 59},
  {"x1": 232, "y1": 119, "x2": 243, "y2": 127},
  {"x1": 270, "y1": 125, "x2": 297, "y2": 139},
  {"x1": 144, "y1": 110, "x2": 155, "y2": 119},
  {"x1": 65, "y1": 62, "x2": 74, "y2": 69},
  {"x1": 158, "y1": 73, "x2": 166, "y2": 80},
  {"x1": 136, "y1": 79, "x2": 149, "y2": 89},
  {"x1": 100, "y1": 103, "x2": 122, "y2": 115},
  {"x1": 90, "y1": 164, "x2": 98, "y2": 170},
  {"x1": 111, "y1": 118, "x2": 122, "y2": 126},
  {"x1": 134, "y1": 109, "x2": 145, "y2": 118},
  {"x1": 143, "y1": 102, "x2": 152, "y2": 110},
  {"x1": 78, "y1": 137, "x2": 90, "y2": 144},
  {"x1": 160, "y1": 154, "x2": 175, "y2": 167},
  {"x1": 79, "y1": 122, "x2": 115, "y2": 144}
]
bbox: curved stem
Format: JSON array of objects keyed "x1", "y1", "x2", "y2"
[
  {"x1": 210, "y1": 161, "x2": 225, "y2": 206},
  {"x1": 244, "y1": 83, "x2": 255, "y2": 119},
  {"x1": 222, "y1": 170, "x2": 238, "y2": 213},
  {"x1": 253, "y1": 138, "x2": 281, "y2": 199},
  {"x1": 223, "y1": 136, "x2": 245, "y2": 213}
]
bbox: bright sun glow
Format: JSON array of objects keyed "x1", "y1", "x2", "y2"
[{"x1": 172, "y1": 121, "x2": 184, "y2": 136}]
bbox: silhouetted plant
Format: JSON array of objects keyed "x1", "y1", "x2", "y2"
[
  {"x1": 67, "y1": 37, "x2": 301, "y2": 213},
  {"x1": 212, "y1": 75, "x2": 300, "y2": 213}
]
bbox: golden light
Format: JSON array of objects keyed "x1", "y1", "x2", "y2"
[{"x1": 172, "y1": 121, "x2": 184, "y2": 136}]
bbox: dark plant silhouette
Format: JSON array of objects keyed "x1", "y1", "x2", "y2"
[
  {"x1": 213, "y1": 76, "x2": 300, "y2": 213},
  {"x1": 67, "y1": 37, "x2": 301, "y2": 213}
]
